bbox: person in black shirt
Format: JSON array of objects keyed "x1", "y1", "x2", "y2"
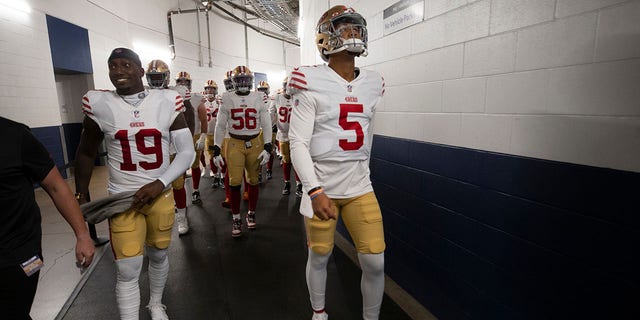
[{"x1": 0, "y1": 116, "x2": 94, "y2": 319}]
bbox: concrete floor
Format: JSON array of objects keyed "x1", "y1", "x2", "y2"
[{"x1": 32, "y1": 165, "x2": 433, "y2": 320}]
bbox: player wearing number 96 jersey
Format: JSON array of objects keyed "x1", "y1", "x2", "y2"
[
  {"x1": 288, "y1": 5, "x2": 386, "y2": 320},
  {"x1": 75, "y1": 48, "x2": 194, "y2": 320}
]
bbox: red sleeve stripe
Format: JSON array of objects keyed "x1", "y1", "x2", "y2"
[
  {"x1": 175, "y1": 104, "x2": 185, "y2": 112},
  {"x1": 82, "y1": 96, "x2": 89, "y2": 103},
  {"x1": 83, "y1": 110, "x2": 94, "y2": 116},
  {"x1": 82, "y1": 103, "x2": 92, "y2": 110},
  {"x1": 288, "y1": 83, "x2": 306, "y2": 91}
]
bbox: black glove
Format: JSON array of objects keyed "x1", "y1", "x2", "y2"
[
  {"x1": 263, "y1": 143, "x2": 272, "y2": 154},
  {"x1": 272, "y1": 124, "x2": 278, "y2": 133},
  {"x1": 212, "y1": 145, "x2": 221, "y2": 157}
]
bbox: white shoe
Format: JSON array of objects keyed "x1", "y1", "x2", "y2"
[
  {"x1": 175, "y1": 208, "x2": 189, "y2": 235},
  {"x1": 146, "y1": 303, "x2": 169, "y2": 320},
  {"x1": 311, "y1": 311, "x2": 328, "y2": 320}
]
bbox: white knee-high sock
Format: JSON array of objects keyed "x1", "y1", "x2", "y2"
[
  {"x1": 116, "y1": 256, "x2": 144, "y2": 320},
  {"x1": 358, "y1": 252, "x2": 385, "y2": 320},
  {"x1": 306, "y1": 248, "x2": 331, "y2": 312},
  {"x1": 146, "y1": 246, "x2": 169, "y2": 306}
]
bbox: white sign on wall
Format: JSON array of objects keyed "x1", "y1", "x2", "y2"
[{"x1": 383, "y1": 0, "x2": 425, "y2": 36}]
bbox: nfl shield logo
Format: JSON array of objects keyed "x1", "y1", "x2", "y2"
[
  {"x1": 294, "y1": 99, "x2": 299, "y2": 107},
  {"x1": 133, "y1": 110, "x2": 140, "y2": 118}
]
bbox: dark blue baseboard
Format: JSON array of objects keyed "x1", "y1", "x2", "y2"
[{"x1": 337, "y1": 135, "x2": 639, "y2": 320}]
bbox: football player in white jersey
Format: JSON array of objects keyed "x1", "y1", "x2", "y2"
[
  {"x1": 188, "y1": 79, "x2": 209, "y2": 206},
  {"x1": 213, "y1": 66, "x2": 272, "y2": 237},
  {"x1": 75, "y1": 48, "x2": 195, "y2": 320},
  {"x1": 219, "y1": 71, "x2": 235, "y2": 209},
  {"x1": 146, "y1": 60, "x2": 192, "y2": 236},
  {"x1": 273, "y1": 77, "x2": 302, "y2": 196},
  {"x1": 288, "y1": 6, "x2": 386, "y2": 320},
  {"x1": 202, "y1": 80, "x2": 226, "y2": 188},
  {"x1": 257, "y1": 81, "x2": 276, "y2": 182}
]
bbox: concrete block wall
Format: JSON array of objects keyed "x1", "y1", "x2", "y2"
[
  {"x1": 329, "y1": 0, "x2": 640, "y2": 173},
  {"x1": 0, "y1": 0, "x2": 299, "y2": 128}
]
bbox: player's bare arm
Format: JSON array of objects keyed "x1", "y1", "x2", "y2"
[{"x1": 74, "y1": 116, "x2": 104, "y2": 205}]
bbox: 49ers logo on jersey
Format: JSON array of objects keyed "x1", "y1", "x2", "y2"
[{"x1": 130, "y1": 110, "x2": 145, "y2": 127}]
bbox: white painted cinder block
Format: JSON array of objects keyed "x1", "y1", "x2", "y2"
[
  {"x1": 403, "y1": 44, "x2": 464, "y2": 85},
  {"x1": 442, "y1": 0, "x2": 490, "y2": 47},
  {"x1": 442, "y1": 77, "x2": 487, "y2": 113},
  {"x1": 427, "y1": 0, "x2": 468, "y2": 18},
  {"x1": 395, "y1": 113, "x2": 428, "y2": 141},
  {"x1": 510, "y1": 115, "x2": 640, "y2": 172},
  {"x1": 421, "y1": 113, "x2": 462, "y2": 145},
  {"x1": 556, "y1": 0, "x2": 627, "y2": 18},
  {"x1": 373, "y1": 111, "x2": 396, "y2": 137},
  {"x1": 384, "y1": 82, "x2": 443, "y2": 113},
  {"x1": 459, "y1": 114, "x2": 513, "y2": 153},
  {"x1": 410, "y1": 15, "x2": 445, "y2": 54},
  {"x1": 463, "y1": 32, "x2": 517, "y2": 77},
  {"x1": 595, "y1": 1, "x2": 640, "y2": 62},
  {"x1": 515, "y1": 13, "x2": 598, "y2": 71},
  {"x1": 548, "y1": 59, "x2": 640, "y2": 116},
  {"x1": 490, "y1": 0, "x2": 556, "y2": 35},
  {"x1": 486, "y1": 69, "x2": 551, "y2": 114}
]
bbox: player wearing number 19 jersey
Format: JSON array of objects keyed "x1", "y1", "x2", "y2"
[
  {"x1": 75, "y1": 48, "x2": 195, "y2": 320},
  {"x1": 288, "y1": 5, "x2": 385, "y2": 320}
]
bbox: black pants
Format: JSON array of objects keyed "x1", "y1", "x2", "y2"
[{"x1": 0, "y1": 264, "x2": 39, "y2": 320}]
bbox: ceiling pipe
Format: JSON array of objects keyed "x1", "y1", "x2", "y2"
[
  {"x1": 210, "y1": 2, "x2": 299, "y2": 46},
  {"x1": 167, "y1": 8, "x2": 200, "y2": 60},
  {"x1": 205, "y1": 9, "x2": 213, "y2": 67}
]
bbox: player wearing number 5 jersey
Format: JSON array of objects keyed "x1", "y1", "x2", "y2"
[
  {"x1": 288, "y1": 5, "x2": 385, "y2": 320},
  {"x1": 75, "y1": 48, "x2": 195, "y2": 320},
  {"x1": 213, "y1": 65, "x2": 272, "y2": 237}
]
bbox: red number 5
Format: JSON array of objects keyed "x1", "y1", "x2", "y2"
[{"x1": 338, "y1": 103, "x2": 364, "y2": 151}]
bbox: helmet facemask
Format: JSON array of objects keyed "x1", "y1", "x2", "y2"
[
  {"x1": 204, "y1": 86, "x2": 217, "y2": 101},
  {"x1": 317, "y1": 12, "x2": 368, "y2": 61},
  {"x1": 233, "y1": 75, "x2": 253, "y2": 93},
  {"x1": 146, "y1": 72, "x2": 169, "y2": 88},
  {"x1": 146, "y1": 60, "x2": 170, "y2": 88}
]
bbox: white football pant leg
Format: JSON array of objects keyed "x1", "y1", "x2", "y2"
[
  {"x1": 116, "y1": 255, "x2": 144, "y2": 320},
  {"x1": 306, "y1": 248, "x2": 331, "y2": 311},
  {"x1": 146, "y1": 246, "x2": 169, "y2": 306},
  {"x1": 358, "y1": 252, "x2": 385, "y2": 320}
]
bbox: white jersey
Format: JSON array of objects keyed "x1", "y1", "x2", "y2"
[
  {"x1": 273, "y1": 92, "x2": 293, "y2": 142},
  {"x1": 288, "y1": 64, "x2": 384, "y2": 200},
  {"x1": 82, "y1": 89, "x2": 185, "y2": 193},
  {"x1": 205, "y1": 99, "x2": 219, "y2": 134},
  {"x1": 214, "y1": 91, "x2": 272, "y2": 147}
]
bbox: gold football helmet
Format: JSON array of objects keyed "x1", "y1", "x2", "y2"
[
  {"x1": 204, "y1": 80, "x2": 218, "y2": 99},
  {"x1": 231, "y1": 66, "x2": 253, "y2": 93},
  {"x1": 316, "y1": 5, "x2": 368, "y2": 62},
  {"x1": 257, "y1": 81, "x2": 270, "y2": 94},
  {"x1": 175, "y1": 71, "x2": 192, "y2": 89},
  {"x1": 223, "y1": 70, "x2": 235, "y2": 92},
  {"x1": 146, "y1": 59, "x2": 170, "y2": 88}
]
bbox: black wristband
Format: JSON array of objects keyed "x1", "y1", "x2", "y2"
[
  {"x1": 307, "y1": 186, "x2": 322, "y2": 196},
  {"x1": 263, "y1": 142, "x2": 272, "y2": 153}
]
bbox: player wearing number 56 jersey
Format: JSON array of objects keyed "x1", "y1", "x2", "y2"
[
  {"x1": 75, "y1": 48, "x2": 195, "y2": 320},
  {"x1": 288, "y1": 5, "x2": 385, "y2": 320},
  {"x1": 213, "y1": 65, "x2": 272, "y2": 237}
]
